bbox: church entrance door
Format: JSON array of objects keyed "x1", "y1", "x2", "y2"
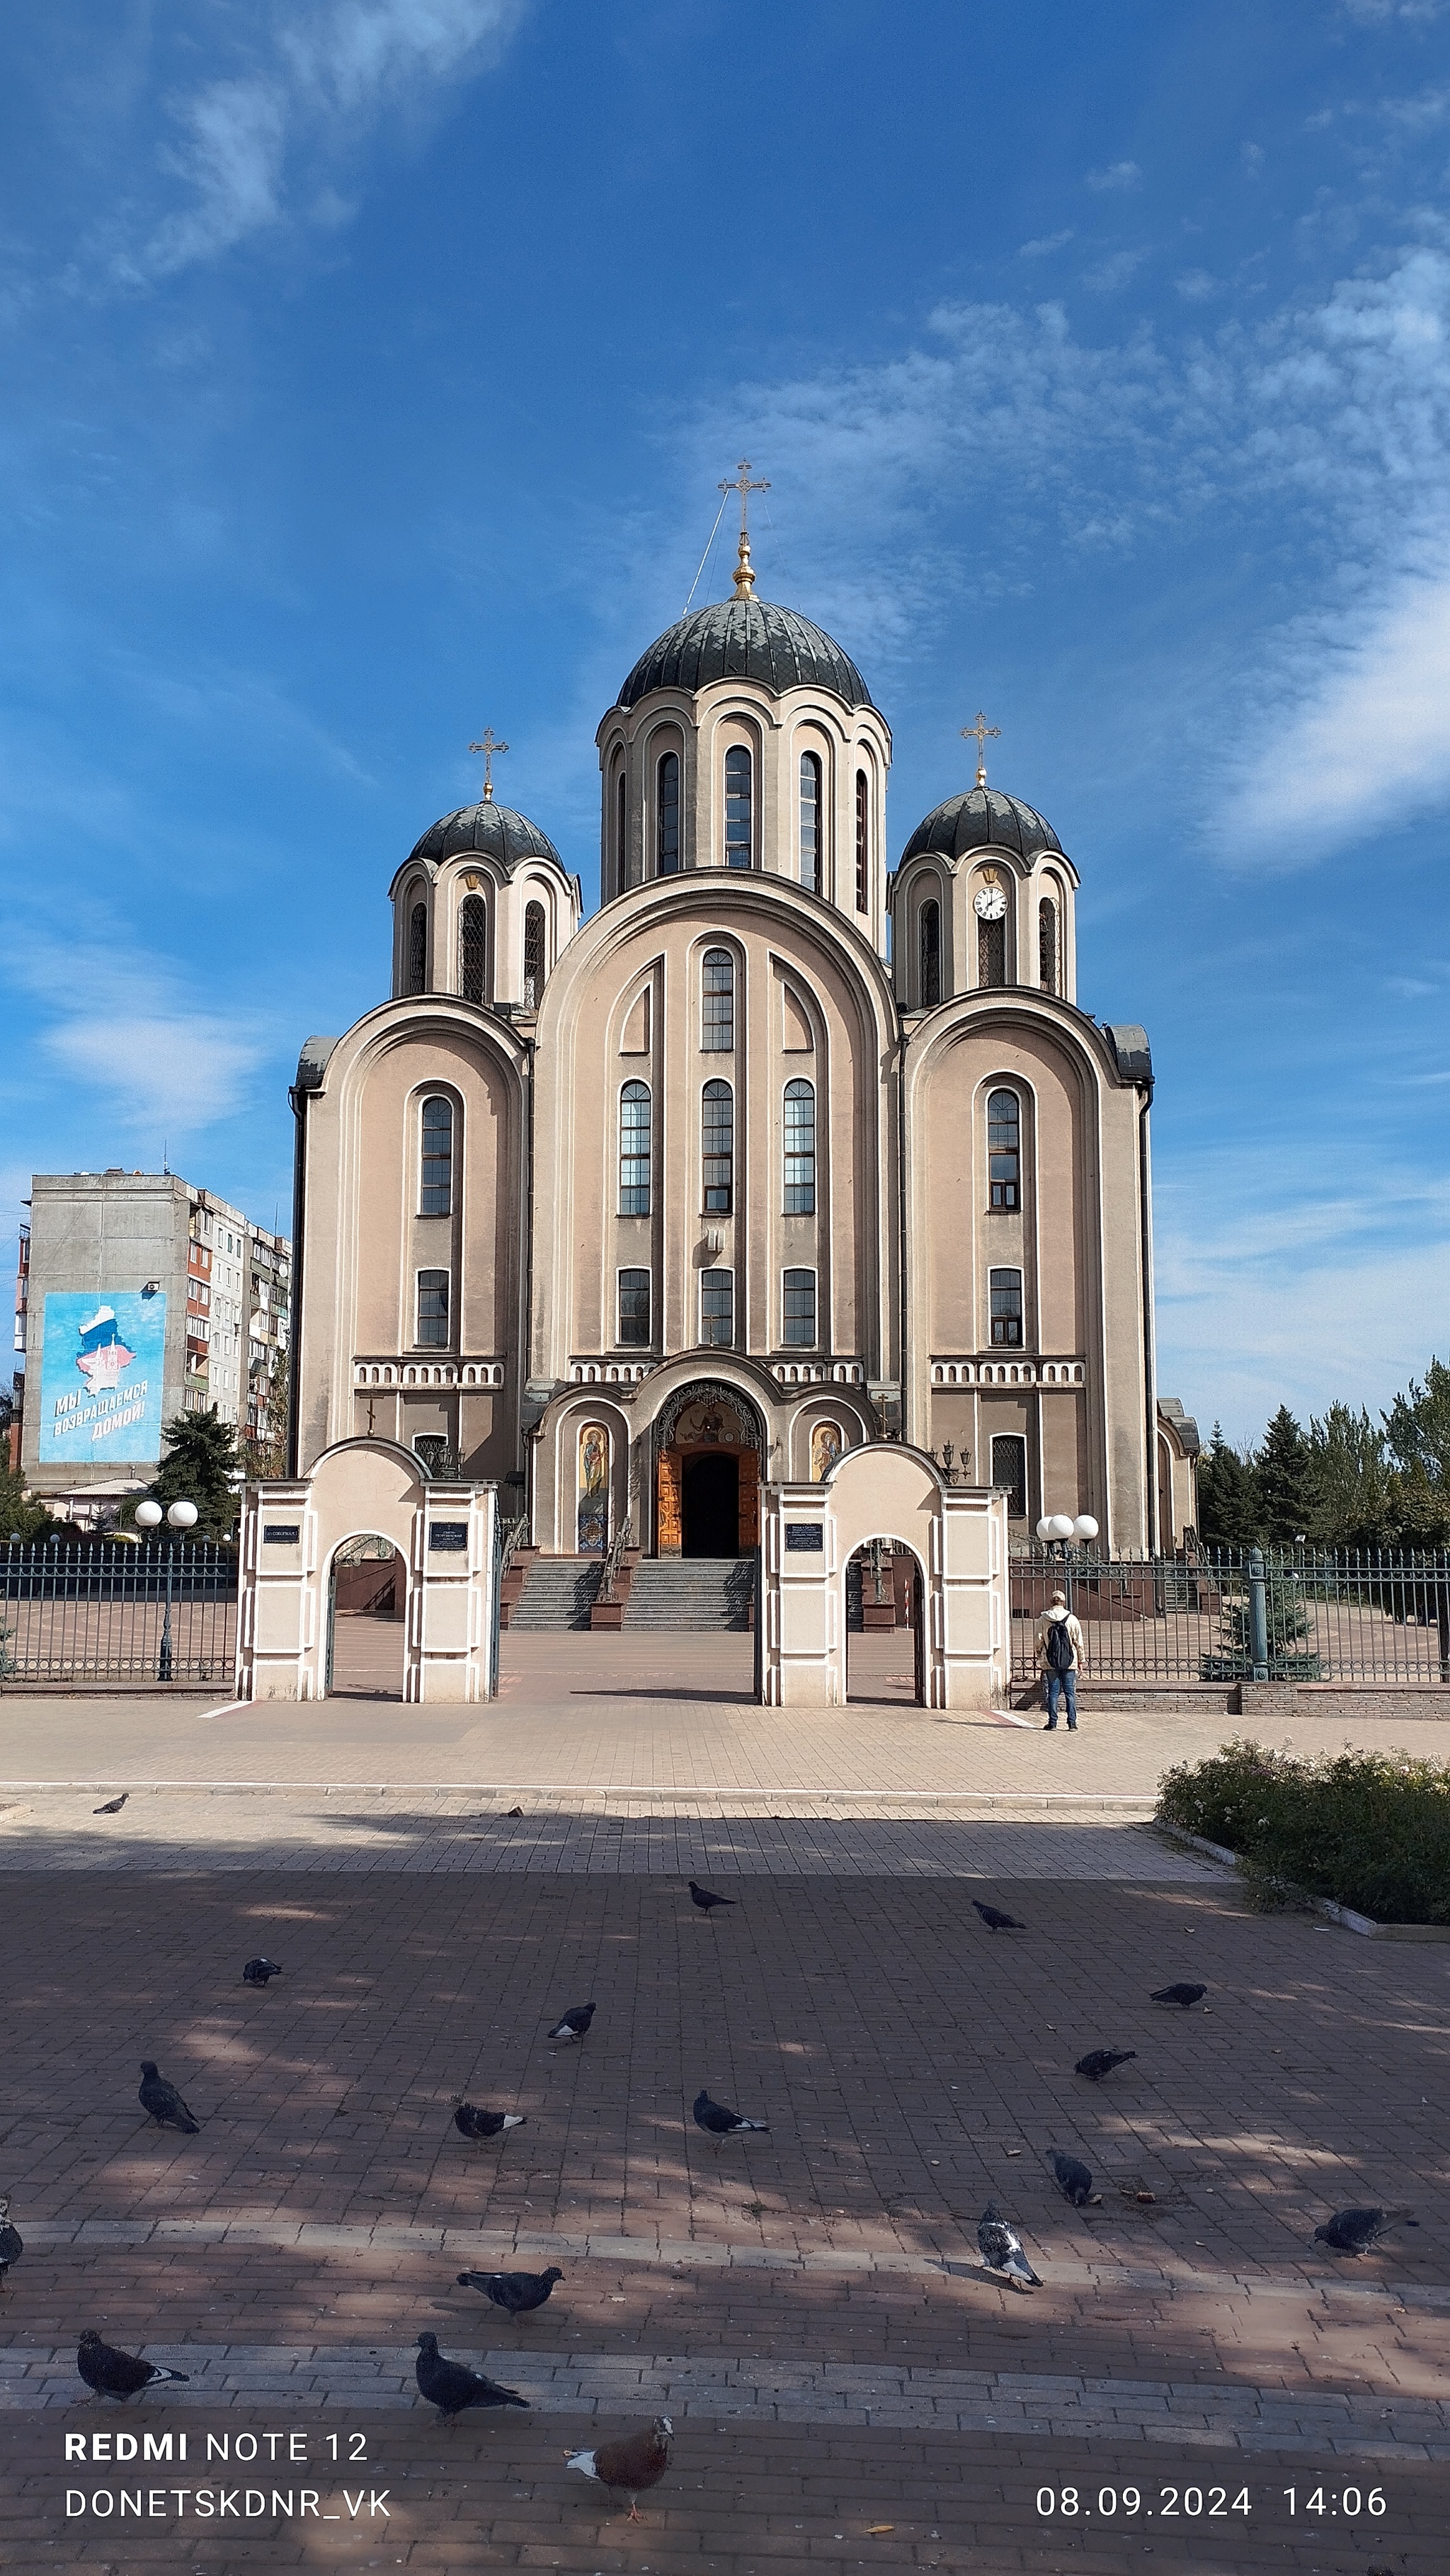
[{"x1": 682, "y1": 1450, "x2": 739, "y2": 1557}]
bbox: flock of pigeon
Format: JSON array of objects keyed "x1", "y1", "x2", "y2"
[
  {"x1": 964, "y1": 1896, "x2": 1416, "y2": 2290},
  {"x1": 1, "y1": 1873, "x2": 1415, "y2": 2524}
]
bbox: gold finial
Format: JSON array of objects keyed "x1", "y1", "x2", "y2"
[
  {"x1": 961, "y1": 709, "x2": 1001, "y2": 789},
  {"x1": 468, "y1": 726, "x2": 508, "y2": 802},
  {"x1": 719, "y1": 458, "x2": 770, "y2": 600}
]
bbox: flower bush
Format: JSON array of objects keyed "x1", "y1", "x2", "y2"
[{"x1": 1158, "y1": 1737, "x2": 1450, "y2": 1926}]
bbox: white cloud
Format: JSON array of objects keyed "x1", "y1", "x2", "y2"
[
  {"x1": 1087, "y1": 160, "x2": 1143, "y2": 193},
  {"x1": 1175, "y1": 267, "x2": 1218, "y2": 301},
  {"x1": 1019, "y1": 229, "x2": 1075, "y2": 258},
  {"x1": 45, "y1": 1014, "x2": 263, "y2": 1134},
  {"x1": 125, "y1": 0, "x2": 531, "y2": 280},
  {"x1": 1083, "y1": 248, "x2": 1149, "y2": 295}
]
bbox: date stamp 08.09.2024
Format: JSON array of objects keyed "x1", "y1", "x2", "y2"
[{"x1": 1034, "y1": 2478, "x2": 1393, "y2": 2528}]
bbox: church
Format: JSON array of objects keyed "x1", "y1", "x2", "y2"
[{"x1": 288, "y1": 512, "x2": 1197, "y2": 1564}]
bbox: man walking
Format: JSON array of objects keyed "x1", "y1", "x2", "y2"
[{"x1": 1035, "y1": 1590, "x2": 1085, "y2": 1730}]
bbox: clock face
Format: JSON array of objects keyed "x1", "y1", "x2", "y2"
[{"x1": 974, "y1": 884, "x2": 1007, "y2": 921}]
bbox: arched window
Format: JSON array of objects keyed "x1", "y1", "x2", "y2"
[
  {"x1": 702, "y1": 947, "x2": 734, "y2": 1051},
  {"x1": 700, "y1": 1267, "x2": 733, "y2": 1347},
  {"x1": 799, "y1": 750, "x2": 822, "y2": 893},
  {"x1": 616, "y1": 767, "x2": 628, "y2": 892},
  {"x1": 523, "y1": 900, "x2": 547, "y2": 1008},
  {"x1": 977, "y1": 888, "x2": 1007, "y2": 987},
  {"x1": 988, "y1": 1089, "x2": 1021, "y2": 1210},
  {"x1": 1039, "y1": 895, "x2": 1058, "y2": 995},
  {"x1": 617, "y1": 1267, "x2": 651, "y2": 1347},
  {"x1": 784, "y1": 1077, "x2": 816, "y2": 1214},
  {"x1": 415, "y1": 1269, "x2": 449, "y2": 1348},
  {"x1": 458, "y1": 895, "x2": 486, "y2": 1002},
  {"x1": 782, "y1": 1267, "x2": 817, "y2": 1347},
  {"x1": 702, "y1": 1079, "x2": 733, "y2": 1212},
  {"x1": 407, "y1": 900, "x2": 428, "y2": 995},
  {"x1": 991, "y1": 1433, "x2": 1027, "y2": 1519},
  {"x1": 990, "y1": 1266, "x2": 1023, "y2": 1346},
  {"x1": 619, "y1": 1082, "x2": 651, "y2": 1216},
  {"x1": 920, "y1": 898, "x2": 941, "y2": 1006},
  {"x1": 855, "y1": 770, "x2": 869, "y2": 912},
  {"x1": 656, "y1": 751, "x2": 680, "y2": 874},
  {"x1": 724, "y1": 745, "x2": 752, "y2": 867},
  {"x1": 420, "y1": 1097, "x2": 453, "y2": 1217}
]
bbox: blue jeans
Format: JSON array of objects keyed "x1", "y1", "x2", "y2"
[{"x1": 1045, "y1": 1671, "x2": 1078, "y2": 1728}]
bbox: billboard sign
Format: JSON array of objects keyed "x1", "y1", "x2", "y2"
[{"x1": 37, "y1": 1291, "x2": 169, "y2": 1465}]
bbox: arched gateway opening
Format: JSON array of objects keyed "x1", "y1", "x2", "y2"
[
  {"x1": 845, "y1": 1540, "x2": 925, "y2": 1705},
  {"x1": 654, "y1": 1383, "x2": 763, "y2": 1559},
  {"x1": 326, "y1": 1533, "x2": 406, "y2": 1699}
]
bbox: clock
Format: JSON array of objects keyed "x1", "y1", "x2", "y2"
[{"x1": 974, "y1": 883, "x2": 1007, "y2": 921}]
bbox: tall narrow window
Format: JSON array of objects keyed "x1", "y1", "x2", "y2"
[
  {"x1": 782, "y1": 1267, "x2": 817, "y2": 1347},
  {"x1": 458, "y1": 895, "x2": 486, "y2": 1002},
  {"x1": 855, "y1": 770, "x2": 869, "y2": 912},
  {"x1": 523, "y1": 900, "x2": 547, "y2": 1008},
  {"x1": 408, "y1": 900, "x2": 428, "y2": 995},
  {"x1": 920, "y1": 898, "x2": 941, "y2": 1006},
  {"x1": 724, "y1": 745, "x2": 752, "y2": 867},
  {"x1": 988, "y1": 1089, "x2": 1021, "y2": 1210},
  {"x1": 784, "y1": 1077, "x2": 816, "y2": 1215},
  {"x1": 619, "y1": 1081, "x2": 651, "y2": 1215},
  {"x1": 416, "y1": 1269, "x2": 449, "y2": 1348},
  {"x1": 978, "y1": 913, "x2": 1006, "y2": 987},
  {"x1": 799, "y1": 750, "x2": 822, "y2": 893},
  {"x1": 702, "y1": 947, "x2": 734, "y2": 1051},
  {"x1": 991, "y1": 1433, "x2": 1028, "y2": 1519},
  {"x1": 700, "y1": 1268, "x2": 733, "y2": 1347},
  {"x1": 989, "y1": 1266, "x2": 1024, "y2": 1346},
  {"x1": 616, "y1": 767, "x2": 627, "y2": 892},
  {"x1": 420, "y1": 1097, "x2": 453, "y2": 1217},
  {"x1": 657, "y1": 751, "x2": 680, "y2": 874},
  {"x1": 617, "y1": 1267, "x2": 651, "y2": 1347},
  {"x1": 1039, "y1": 896, "x2": 1058, "y2": 995},
  {"x1": 702, "y1": 1079, "x2": 733, "y2": 1212}
]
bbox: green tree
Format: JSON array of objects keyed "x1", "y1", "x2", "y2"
[
  {"x1": 1202, "y1": 1567, "x2": 1320, "y2": 1680},
  {"x1": 1303, "y1": 1403, "x2": 1395, "y2": 1550},
  {"x1": 1256, "y1": 1405, "x2": 1313, "y2": 1543},
  {"x1": 143, "y1": 1407, "x2": 240, "y2": 1540},
  {"x1": 0, "y1": 1456, "x2": 59, "y2": 1543},
  {"x1": 1382, "y1": 1358, "x2": 1450, "y2": 1548},
  {"x1": 1195, "y1": 1425, "x2": 1264, "y2": 1548}
]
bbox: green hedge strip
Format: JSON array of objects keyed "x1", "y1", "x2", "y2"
[{"x1": 1157, "y1": 1739, "x2": 1450, "y2": 1927}]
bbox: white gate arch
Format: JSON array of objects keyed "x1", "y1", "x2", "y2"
[
  {"x1": 235, "y1": 1437, "x2": 499, "y2": 1702},
  {"x1": 759, "y1": 1442, "x2": 1008, "y2": 1708}
]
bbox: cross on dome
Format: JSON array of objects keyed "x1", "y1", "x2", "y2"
[
  {"x1": 468, "y1": 726, "x2": 509, "y2": 802},
  {"x1": 961, "y1": 709, "x2": 1001, "y2": 789},
  {"x1": 719, "y1": 458, "x2": 770, "y2": 600}
]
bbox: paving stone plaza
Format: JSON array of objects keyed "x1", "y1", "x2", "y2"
[{"x1": 1, "y1": 1635, "x2": 1446, "y2": 2571}]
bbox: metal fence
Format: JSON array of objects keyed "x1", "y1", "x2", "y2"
[
  {"x1": 0, "y1": 1541, "x2": 238, "y2": 1685},
  {"x1": 1011, "y1": 1546, "x2": 1450, "y2": 1685}
]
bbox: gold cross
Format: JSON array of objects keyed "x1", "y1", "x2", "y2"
[
  {"x1": 719, "y1": 459, "x2": 770, "y2": 600},
  {"x1": 961, "y1": 710, "x2": 1001, "y2": 788},
  {"x1": 468, "y1": 726, "x2": 509, "y2": 803}
]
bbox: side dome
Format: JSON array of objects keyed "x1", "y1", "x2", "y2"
[
  {"x1": 407, "y1": 801, "x2": 562, "y2": 871},
  {"x1": 618, "y1": 597, "x2": 874, "y2": 711},
  {"x1": 901, "y1": 785, "x2": 1062, "y2": 864}
]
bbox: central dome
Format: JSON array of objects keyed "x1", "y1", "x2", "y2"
[
  {"x1": 407, "y1": 801, "x2": 562, "y2": 871},
  {"x1": 901, "y1": 785, "x2": 1062, "y2": 865},
  {"x1": 618, "y1": 597, "x2": 874, "y2": 711}
]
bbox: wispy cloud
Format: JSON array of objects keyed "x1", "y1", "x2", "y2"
[
  {"x1": 1083, "y1": 248, "x2": 1150, "y2": 295},
  {"x1": 1019, "y1": 229, "x2": 1075, "y2": 259},
  {"x1": 12, "y1": 932, "x2": 268, "y2": 1142},
  {"x1": 1087, "y1": 160, "x2": 1143, "y2": 193}
]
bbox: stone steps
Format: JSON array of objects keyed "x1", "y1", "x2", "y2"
[
  {"x1": 507, "y1": 1557, "x2": 603, "y2": 1630},
  {"x1": 623, "y1": 1558, "x2": 756, "y2": 1630}
]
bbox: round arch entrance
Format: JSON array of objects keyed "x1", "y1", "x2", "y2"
[
  {"x1": 845, "y1": 1538, "x2": 925, "y2": 1705},
  {"x1": 654, "y1": 1382, "x2": 764, "y2": 1559},
  {"x1": 326, "y1": 1532, "x2": 406, "y2": 1700}
]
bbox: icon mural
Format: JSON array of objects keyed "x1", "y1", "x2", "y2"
[
  {"x1": 38, "y1": 1291, "x2": 167, "y2": 1464},
  {"x1": 811, "y1": 1421, "x2": 844, "y2": 1482},
  {"x1": 576, "y1": 1421, "x2": 610, "y2": 1555}
]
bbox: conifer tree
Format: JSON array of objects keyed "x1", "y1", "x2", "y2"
[
  {"x1": 142, "y1": 1408, "x2": 240, "y2": 1540},
  {"x1": 1195, "y1": 1425, "x2": 1264, "y2": 1548},
  {"x1": 1256, "y1": 1406, "x2": 1313, "y2": 1544}
]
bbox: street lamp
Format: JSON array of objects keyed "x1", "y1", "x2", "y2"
[
  {"x1": 135, "y1": 1497, "x2": 198, "y2": 1680},
  {"x1": 1034, "y1": 1511, "x2": 1100, "y2": 1609}
]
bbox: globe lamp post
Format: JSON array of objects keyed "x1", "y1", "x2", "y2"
[
  {"x1": 1033, "y1": 1511, "x2": 1100, "y2": 1610},
  {"x1": 135, "y1": 1497, "x2": 198, "y2": 1681}
]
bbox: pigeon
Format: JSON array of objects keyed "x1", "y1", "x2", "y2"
[
  {"x1": 505, "y1": 1806, "x2": 524, "y2": 1817},
  {"x1": 413, "y1": 2332, "x2": 528, "y2": 2418},
  {"x1": 971, "y1": 1901, "x2": 1025, "y2": 1932},
  {"x1": 0, "y1": 2198, "x2": 22, "y2": 2284},
  {"x1": 241, "y1": 1957, "x2": 282, "y2": 1986},
  {"x1": 1313, "y1": 2205, "x2": 1415, "y2": 2255},
  {"x1": 456, "y1": 2266, "x2": 563, "y2": 2315},
  {"x1": 1075, "y1": 2049, "x2": 1136, "y2": 2083},
  {"x1": 977, "y1": 2202, "x2": 1041, "y2": 2289},
  {"x1": 93, "y1": 1794, "x2": 128, "y2": 1816},
  {"x1": 1049, "y1": 2152, "x2": 1101, "y2": 2208},
  {"x1": 689, "y1": 1880, "x2": 736, "y2": 1913},
  {"x1": 692, "y1": 2089, "x2": 768, "y2": 2139},
  {"x1": 77, "y1": 2331, "x2": 189, "y2": 2400},
  {"x1": 1151, "y1": 1981, "x2": 1207, "y2": 2009},
  {"x1": 454, "y1": 2104, "x2": 526, "y2": 2141},
  {"x1": 546, "y1": 2003, "x2": 595, "y2": 2042},
  {"x1": 566, "y1": 2415, "x2": 673, "y2": 2521},
  {"x1": 138, "y1": 2061, "x2": 201, "y2": 2133}
]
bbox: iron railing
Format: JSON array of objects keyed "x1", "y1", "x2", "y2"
[
  {"x1": 1010, "y1": 1546, "x2": 1450, "y2": 1685},
  {"x1": 0, "y1": 1540, "x2": 238, "y2": 1685}
]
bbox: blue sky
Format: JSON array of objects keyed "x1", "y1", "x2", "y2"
[{"x1": 3, "y1": 0, "x2": 1449, "y2": 1443}]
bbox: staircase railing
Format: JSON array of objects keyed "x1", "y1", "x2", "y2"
[
  {"x1": 497, "y1": 1515, "x2": 528, "y2": 1584},
  {"x1": 595, "y1": 1516, "x2": 634, "y2": 1605}
]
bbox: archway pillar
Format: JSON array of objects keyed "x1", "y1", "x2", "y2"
[
  {"x1": 759, "y1": 1443, "x2": 1009, "y2": 1709},
  {"x1": 235, "y1": 1437, "x2": 499, "y2": 1703}
]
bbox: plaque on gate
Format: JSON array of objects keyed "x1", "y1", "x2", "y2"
[{"x1": 784, "y1": 1522, "x2": 824, "y2": 1552}]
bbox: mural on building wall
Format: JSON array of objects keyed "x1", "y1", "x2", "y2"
[
  {"x1": 37, "y1": 1291, "x2": 167, "y2": 1464},
  {"x1": 810, "y1": 1421, "x2": 843, "y2": 1482},
  {"x1": 577, "y1": 1421, "x2": 610, "y2": 1555}
]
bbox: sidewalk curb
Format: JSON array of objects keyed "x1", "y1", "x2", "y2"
[{"x1": 1153, "y1": 1820, "x2": 1450, "y2": 1942}]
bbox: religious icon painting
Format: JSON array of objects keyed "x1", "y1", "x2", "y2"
[
  {"x1": 577, "y1": 1421, "x2": 609, "y2": 1555},
  {"x1": 811, "y1": 1421, "x2": 843, "y2": 1482}
]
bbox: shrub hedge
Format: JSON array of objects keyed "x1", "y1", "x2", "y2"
[{"x1": 1157, "y1": 1737, "x2": 1450, "y2": 1927}]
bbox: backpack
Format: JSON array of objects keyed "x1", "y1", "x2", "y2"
[{"x1": 1045, "y1": 1616, "x2": 1074, "y2": 1673}]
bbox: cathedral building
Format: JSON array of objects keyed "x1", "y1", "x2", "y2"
[{"x1": 290, "y1": 528, "x2": 1195, "y2": 1561}]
